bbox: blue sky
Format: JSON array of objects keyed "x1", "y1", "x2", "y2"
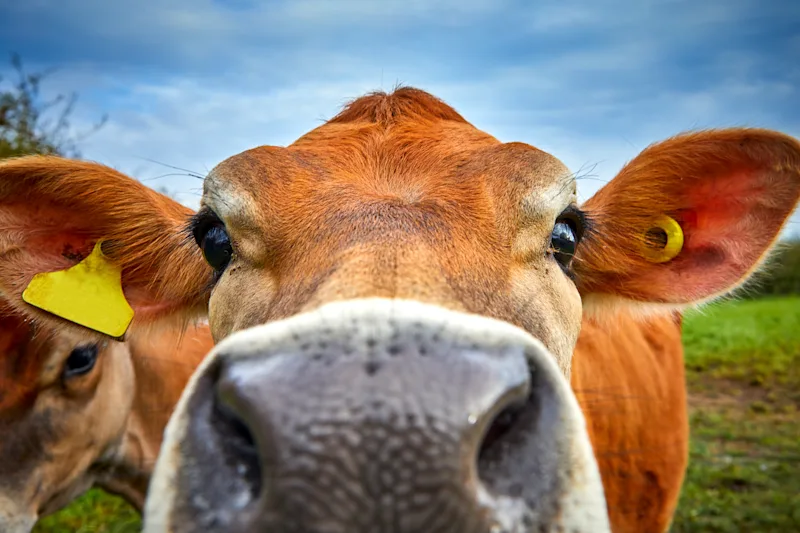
[{"x1": 1, "y1": 0, "x2": 798, "y2": 236}]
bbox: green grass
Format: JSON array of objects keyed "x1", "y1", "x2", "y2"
[
  {"x1": 33, "y1": 297, "x2": 800, "y2": 532},
  {"x1": 672, "y1": 296, "x2": 800, "y2": 533},
  {"x1": 32, "y1": 489, "x2": 140, "y2": 533}
]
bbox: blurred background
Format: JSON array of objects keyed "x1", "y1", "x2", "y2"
[{"x1": 1, "y1": 1, "x2": 798, "y2": 532}]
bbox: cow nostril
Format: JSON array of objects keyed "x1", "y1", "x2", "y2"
[
  {"x1": 478, "y1": 399, "x2": 527, "y2": 461},
  {"x1": 210, "y1": 394, "x2": 262, "y2": 500}
]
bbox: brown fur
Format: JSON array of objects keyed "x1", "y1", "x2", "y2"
[
  {"x1": 0, "y1": 87, "x2": 798, "y2": 532},
  {"x1": 98, "y1": 324, "x2": 213, "y2": 509},
  {"x1": 0, "y1": 312, "x2": 42, "y2": 417},
  {"x1": 572, "y1": 313, "x2": 688, "y2": 533},
  {"x1": 328, "y1": 87, "x2": 469, "y2": 125}
]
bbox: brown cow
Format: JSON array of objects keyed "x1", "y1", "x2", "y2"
[
  {"x1": 0, "y1": 87, "x2": 798, "y2": 533},
  {"x1": 0, "y1": 301, "x2": 213, "y2": 533}
]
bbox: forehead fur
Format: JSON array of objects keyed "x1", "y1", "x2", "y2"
[
  {"x1": 327, "y1": 86, "x2": 470, "y2": 126},
  {"x1": 206, "y1": 86, "x2": 573, "y2": 215}
]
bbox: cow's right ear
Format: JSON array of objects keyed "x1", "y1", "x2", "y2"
[{"x1": 0, "y1": 156, "x2": 213, "y2": 335}]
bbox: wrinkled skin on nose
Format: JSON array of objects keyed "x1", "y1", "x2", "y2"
[{"x1": 145, "y1": 300, "x2": 608, "y2": 533}]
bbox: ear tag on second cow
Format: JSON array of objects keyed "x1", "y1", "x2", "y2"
[
  {"x1": 641, "y1": 215, "x2": 684, "y2": 263},
  {"x1": 22, "y1": 241, "x2": 134, "y2": 339}
]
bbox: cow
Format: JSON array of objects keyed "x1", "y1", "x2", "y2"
[
  {"x1": 0, "y1": 299, "x2": 213, "y2": 533},
  {"x1": 0, "y1": 87, "x2": 798, "y2": 533}
]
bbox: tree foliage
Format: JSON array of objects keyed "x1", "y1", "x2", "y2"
[{"x1": 0, "y1": 53, "x2": 107, "y2": 159}]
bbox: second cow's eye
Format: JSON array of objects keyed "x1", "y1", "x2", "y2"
[{"x1": 63, "y1": 344, "x2": 99, "y2": 379}]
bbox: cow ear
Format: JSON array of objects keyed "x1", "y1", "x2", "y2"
[
  {"x1": 574, "y1": 129, "x2": 800, "y2": 316},
  {"x1": 0, "y1": 156, "x2": 213, "y2": 336}
]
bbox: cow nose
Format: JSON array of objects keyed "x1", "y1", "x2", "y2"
[
  {"x1": 218, "y1": 319, "x2": 529, "y2": 530},
  {"x1": 145, "y1": 299, "x2": 609, "y2": 533}
]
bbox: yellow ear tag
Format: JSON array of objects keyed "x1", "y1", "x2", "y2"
[
  {"x1": 22, "y1": 241, "x2": 134, "y2": 339},
  {"x1": 641, "y1": 215, "x2": 684, "y2": 263}
]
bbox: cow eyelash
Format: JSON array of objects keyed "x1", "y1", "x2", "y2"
[
  {"x1": 558, "y1": 205, "x2": 587, "y2": 242},
  {"x1": 189, "y1": 208, "x2": 223, "y2": 246}
]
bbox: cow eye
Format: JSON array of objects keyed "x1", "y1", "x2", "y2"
[
  {"x1": 63, "y1": 344, "x2": 99, "y2": 379},
  {"x1": 550, "y1": 221, "x2": 577, "y2": 267},
  {"x1": 200, "y1": 225, "x2": 233, "y2": 272},
  {"x1": 549, "y1": 208, "x2": 584, "y2": 270},
  {"x1": 192, "y1": 210, "x2": 233, "y2": 272}
]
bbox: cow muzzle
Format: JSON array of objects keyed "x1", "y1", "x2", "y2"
[
  {"x1": 0, "y1": 495, "x2": 36, "y2": 533},
  {"x1": 144, "y1": 299, "x2": 609, "y2": 533}
]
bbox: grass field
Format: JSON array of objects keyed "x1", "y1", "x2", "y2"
[
  {"x1": 672, "y1": 296, "x2": 800, "y2": 532},
  {"x1": 32, "y1": 296, "x2": 800, "y2": 532},
  {"x1": 32, "y1": 488, "x2": 141, "y2": 533}
]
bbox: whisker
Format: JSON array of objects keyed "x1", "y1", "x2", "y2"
[
  {"x1": 545, "y1": 161, "x2": 609, "y2": 203},
  {"x1": 141, "y1": 172, "x2": 205, "y2": 182},
  {"x1": 132, "y1": 156, "x2": 206, "y2": 180}
]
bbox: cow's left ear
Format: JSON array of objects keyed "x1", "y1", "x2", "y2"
[
  {"x1": 574, "y1": 128, "x2": 800, "y2": 314},
  {"x1": 0, "y1": 155, "x2": 213, "y2": 338}
]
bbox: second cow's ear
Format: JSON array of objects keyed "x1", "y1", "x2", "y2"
[
  {"x1": 574, "y1": 128, "x2": 800, "y2": 315},
  {"x1": 0, "y1": 155, "x2": 213, "y2": 336}
]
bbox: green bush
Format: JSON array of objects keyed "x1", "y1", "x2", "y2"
[
  {"x1": 740, "y1": 239, "x2": 800, "y2": 298},
  {"x1": 1, "y1": 53, "x2": 106, "y2": 160}
]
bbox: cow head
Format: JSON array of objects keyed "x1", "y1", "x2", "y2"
[
  {"x1": 1, "y1": 88, "x2": 798, "y2": 533},
  {"x1": 0, "y1": 302, "x2": 134, "y2": 533},
  {"x1": 0, "y1": 295, "x2": 212, "y2": 532}
]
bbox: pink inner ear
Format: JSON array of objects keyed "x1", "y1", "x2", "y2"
[
  {"x1": 637, "y1": 168, "x2": 793, "y2": 301},
  {"x1": 1, "y1": 202, "x2": 96, "y2": 285},
  {"x1": 23, "y1": 234, "x2": 94, "y2": 268},
  {"x1": 1, "y1": 199, "x2": 210, "y2": 329}
]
